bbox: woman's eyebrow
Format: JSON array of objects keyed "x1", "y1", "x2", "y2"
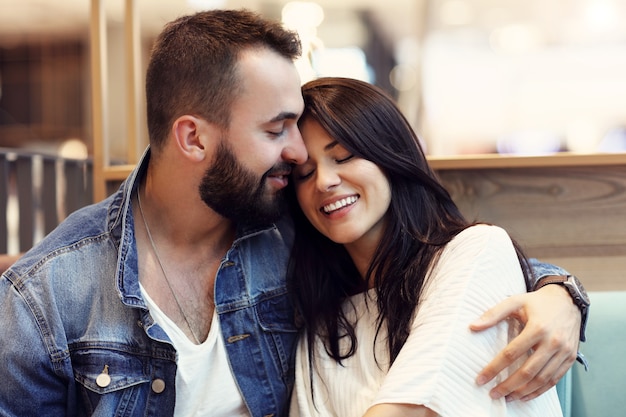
[{"x1": 324, "y1": 140, "x2": 339, "y2": 151}]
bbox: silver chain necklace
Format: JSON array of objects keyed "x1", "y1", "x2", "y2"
[{"x1": 137, "y1": 189, "x2": 202, "y2": 345}]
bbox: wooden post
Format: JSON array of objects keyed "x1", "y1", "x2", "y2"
[
  {"x1": 125, "y1": 0, "x2": 142, "y2": 166},
  {"x1": 90, "y1": 0, "x2": 108, "y2": 202}
]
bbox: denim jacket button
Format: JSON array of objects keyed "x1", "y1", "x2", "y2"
[
  {"x1": 151, "y1": 378, "x2": 166, "y2": 393},
  {"x1": 96, "y1": 365, "x2": 111, "y2": 388},
  {"x1": 95, "y1": 372, "x2": 111, "y2": 388}
]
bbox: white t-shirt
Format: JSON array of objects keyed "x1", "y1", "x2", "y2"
[
  {"x1": 290, "y1": 224, "x2": 563, "y2": 417},
  {"x1": 141, "y1": 285, "x2": 249, "y2": 417}
]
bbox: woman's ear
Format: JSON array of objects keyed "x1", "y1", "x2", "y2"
[{"x1": 172, "y1": 115, "x2": 221, "y2": 162}]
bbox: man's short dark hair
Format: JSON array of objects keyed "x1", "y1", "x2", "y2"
[{"x1": 145, "y1": 9, "x2": 302, "y2": 150}]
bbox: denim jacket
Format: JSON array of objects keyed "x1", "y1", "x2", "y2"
[{"x1": 0, "y1": 149, "x2": 298, "y2": 417}]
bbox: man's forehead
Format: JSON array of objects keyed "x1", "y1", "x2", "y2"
[{"x1": 229, "y1": 48, "x2": 303, "y2": 119}]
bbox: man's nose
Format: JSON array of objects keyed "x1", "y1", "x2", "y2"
[{"x1": 282, "y1": 128, "x2": 307, "y2": 165}]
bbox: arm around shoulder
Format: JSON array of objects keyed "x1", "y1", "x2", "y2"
[{"x1": 471, "y1": 259, "x2": 587, "y2": 401}]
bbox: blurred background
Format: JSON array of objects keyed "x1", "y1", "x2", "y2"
[{"x1": 1, "y1": 0, "x2": 625, "y2": 159}]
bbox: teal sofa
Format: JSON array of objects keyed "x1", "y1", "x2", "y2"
[{"x1": 557, "y1": 291, "x2": 626, "y2": 417}]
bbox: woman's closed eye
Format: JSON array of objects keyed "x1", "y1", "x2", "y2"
[
  {"x1": 294, "y1": 153, "x2": 355, "y2": 182},
  {"x1": 335, "y1": 154, "x2": 354, "y2": 163}
]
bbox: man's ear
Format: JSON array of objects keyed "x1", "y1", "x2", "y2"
[{"x1": 172, "y1": 115, "x2": 221, "y2": 162}]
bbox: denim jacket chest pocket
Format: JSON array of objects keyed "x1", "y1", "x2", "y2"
[{"x1": 71, "y1": 344, "x2": 168, "y2": 416}]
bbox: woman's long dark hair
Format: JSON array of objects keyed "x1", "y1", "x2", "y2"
[{"x1": 286, "y1": 77, "x2": 531, "y2": 366}]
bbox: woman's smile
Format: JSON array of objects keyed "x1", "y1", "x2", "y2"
[{"x1": 321, "y1": 195, "x2": 359, "y2": 214}]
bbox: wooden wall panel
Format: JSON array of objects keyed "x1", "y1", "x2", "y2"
[{"x1": 434, "y1": 160, "x2": 626, "y2": 291}]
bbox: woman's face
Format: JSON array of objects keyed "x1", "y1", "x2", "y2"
[{"x1": 293, "y1": 118, "x2": 391, "y2": 254}]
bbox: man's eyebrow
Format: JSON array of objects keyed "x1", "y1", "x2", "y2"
[{"x1": 269, "y1": 112, "x2": 300, "y2": 123}]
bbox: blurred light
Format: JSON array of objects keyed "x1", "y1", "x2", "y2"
[
  {"x1": 584, "y1": 0, "x2": 619, "y2": 31},
  {"x1": 58, "y1": 139, "x2": 88, "y2": 160},
  {"x1": 312, "y1": 47, "x2": 371, "y2": 82},
  {"x1": 394, "y1": 37, "x2": 420, "y2": 65},
  {"x1": 566, "y1": 120, "x2": 601, "y2": 153},
  {"x1": 282, "y1": 2, "x2": 325, "y2": 84},
  {"x1": 598, "y1": 127, "x2": 626, "y2": 152},
  {"x1": 489, "y1": 24, "x2": 543, "y2": 54},
  {"x1": 497, "y1": 130, "x2": 562, "y2": 155},
  {"x1": 390, "y1": 64, "x2": 417, "y2": 91},
  {"x1": 186, "y1": 0, "x2": 226, "y2": 10},
  {"x1": 282, "y1": 1, "x2": 324, "y2": 30},
  {"x1": 439, "y1": 0, "x2": 474, "y2": 26}
]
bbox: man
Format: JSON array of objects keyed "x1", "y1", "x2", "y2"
[{"x1": 0, "y1": 9, "x2": 585, "y2": 416}]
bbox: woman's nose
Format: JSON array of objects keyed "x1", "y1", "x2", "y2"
[{"x1": 315, "y1": 165, "x2": 340, "y2": 192}]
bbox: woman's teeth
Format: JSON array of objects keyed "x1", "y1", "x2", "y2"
[{"x1": 323, "y1": 196, "x2": 358, "y2": 213}]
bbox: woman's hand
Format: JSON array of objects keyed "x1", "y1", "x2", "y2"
[{"x1": 470, "y1": 284, "x2": 581, "y2": 401}]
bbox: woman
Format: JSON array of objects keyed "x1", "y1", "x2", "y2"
[{"x1": 287, "y1": 77, "x2": 563, "y2": 416}]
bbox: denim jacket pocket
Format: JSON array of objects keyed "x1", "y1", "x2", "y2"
[{"x1": 71, "y1": 345, "x2": 151, "y2": 415}]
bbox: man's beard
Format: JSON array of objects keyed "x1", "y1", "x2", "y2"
[{"x1": 199, "y1": 141, "x2": 290, "y2": 227}]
